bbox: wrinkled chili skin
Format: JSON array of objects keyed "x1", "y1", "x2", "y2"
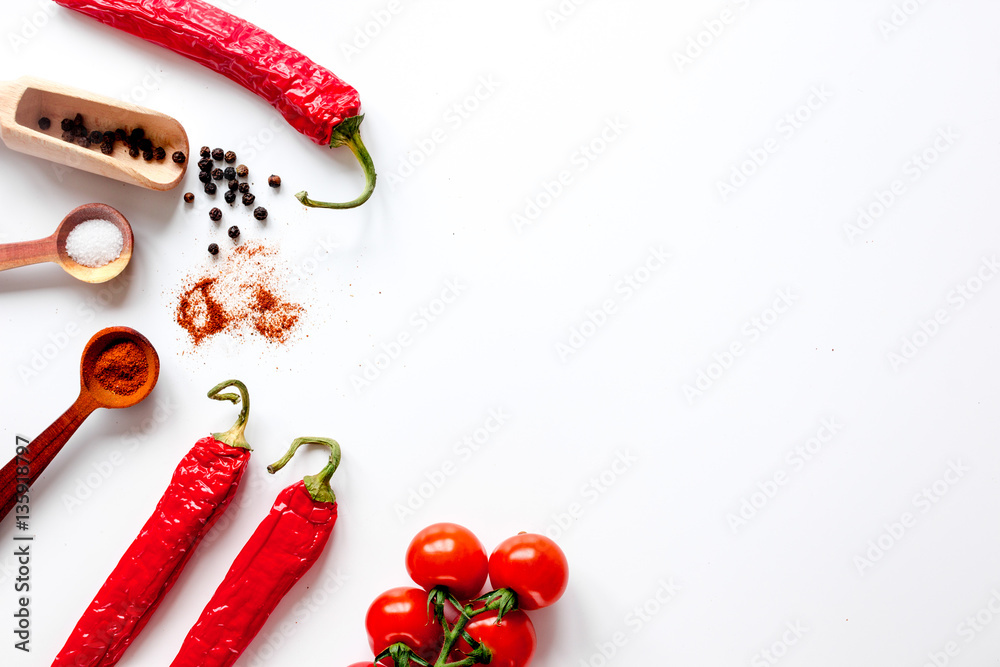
[
  {"x1": 53, "y1": 0, "x2": 361, "y2": 146},
  {"x1": 169, "y1": 481, "x2": 337, "y2": 667},
  {"x1": 53, "y1": 437, "x2": 251, "y2": 667}
]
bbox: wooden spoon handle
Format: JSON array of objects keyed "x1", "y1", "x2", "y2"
[
  {"x1": 0, "y1": 392, "x2": 100, "y2": 523},
  {"x1": 0, "y1": 235, "x2": 58, "y2": 272}
]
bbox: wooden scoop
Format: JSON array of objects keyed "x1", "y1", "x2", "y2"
[
  {"x1": 0, "y1": 202, "x2": 133, "y2": 283},
  {"x1": 0, "y1": 326, "x2": 159, "y2": 523},
  {"x1": 0, "y1": 76, "x2": 188, "y2": 190}
]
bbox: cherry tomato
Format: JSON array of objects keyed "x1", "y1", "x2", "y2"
[
  {"x1": 406, "y1": 522, "x2": 488, "y2": 600},
  {"x1": 365, "y1": 587, "x2": 442, "y2": 662},
  {"x1": 455, "y1": 609, "x2": 536, "y2": 667},
  {"x1": 488, "y1": 533, "x2": 568, "y2": 610}
]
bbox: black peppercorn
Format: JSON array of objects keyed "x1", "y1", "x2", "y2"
[
  {"x1": 100, "y1": 141, "x2": 114, "y2": 155},
  {"x1": 103, "y1": 131, "x2": 115, "y2": 144},
  {"x1": 71, "y1": 124, "x2": 87, "y2": 138},
  {"x1": 268, "y1": 174, "x2": 281, "y2": 188},
  {"x1": 128, "y1": 146, "x2": 140, "y2": 158},
  {"x1": 238, "y1": 182, "x2": 250, "y2": 194},
  {"x1": 204, "y1": 181, "x2": 218, "y2": 195},
  {"x1": 60, "y1": 118, "x2": 74, "y2": 132},
  {"x1": 228, "y1": 225, "x2": 240, "y2": 239},
  {"x1": 200, "y1": 146, "x2": 211, "y2": 158},
  {"x1": 75, "y1": 136, "x2": 90, "y2": 147},
  {"x1": 38, "y1": 117, "x2": 51, "y2": 130},
  {"x1": 224, "y1": 150, "x2": 236, "y2": 163},
  {"x1": 153, "y1": 146, "x2": 166, "y2": 160},
  {"x1": 223, "y1": 166, "x2": 236, "y2": 180},
  {"x1": 253, "y1": 207, "x2": 268, "y2": 220},
  {"x1": 184, "y1": 192, "x2": 195, "y2": 203},
  {"x1": 138, "y1": 138, "x2": 153, "y2": 153},
  {"x1": 227, "y1": 179, "x2": 239, "y2": 192},
  {"x1": 211, "y1": 168, "x2": 224, "y2": 180},
  {"x1": 73, "y1": 113, "x2": 84, "y2": 126},
  {"x1": 89, "y1": 130, "x2": 103, "y2": 144},
  {"x1": 224, "y1": 190, "x2": 237, "y2": 205},
  {"x1": 130, "y1": 127, "x2": 144, "y2": 141},
  {"x1": 242, "y1": 192, "x2": 255, "y2": 206},
  {"x1": 208, "y1": 243, "x2": 219, "y2": 255},
  {"x1": 197, "y1": 158, "x2": 213, "y2": 171},
  {"x1": 198, "y1": 170, "x2": 211, "y2": 183},
  {"x1": 211, "y1": 147, "x2": 224, "y2": 160},
  {"x1": 172, "y1": 151, "x2": 187, "y2": 164},
  {"x1": 115, "y1": 128, "x2": 127, "y2": 143},
  {"x1": 142, "y1": 150, "x2": 154, "y2": 161},
  {"x1": 209, "y1": 207, "x2": 222, "y2": 222},
  {"x1": 236, "y1": 164, "x2": 248, "y2": 178}
]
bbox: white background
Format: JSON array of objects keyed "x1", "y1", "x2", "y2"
[{"x1": 2, "y1": 1, "x2": 1000, "y2": 666}]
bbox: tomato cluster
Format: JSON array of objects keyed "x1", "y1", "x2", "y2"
[{"x1": 351, "y1": 523, "x2": 568, "y2": 667}]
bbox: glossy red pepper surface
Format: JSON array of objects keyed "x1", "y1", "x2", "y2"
[
  {"x1": 52, "y1": 0, "x2": 361, "y2": 146},
  {"x1": 53, "y1": 436, "x2": 251, "y2": 667},
  {"x1": 169, "y1": 480, "x2": 337, "y2": 667}
]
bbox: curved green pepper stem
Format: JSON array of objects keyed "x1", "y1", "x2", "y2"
[
  {"x1": 267, "y1": 437, "x2": 341, "y2": 503},
  {"x1": 295, "y1": 115, "x2": 376, "y2": 209},
  {"x1": 208, "y1": 379, "x2": 251, "y2": 450}
]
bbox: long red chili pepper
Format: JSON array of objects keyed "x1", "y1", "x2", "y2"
[
  {"x1": 169, "y1": 436, "x2": 341, "y2": 667},
  {"x1": 53, "y1": 0, "x2": 376, "y2": 209},
  {"x1": 52, "y1": 379, "x2": 253, "y2": 667}
]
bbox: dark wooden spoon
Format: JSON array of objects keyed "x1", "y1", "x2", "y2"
[{"x1": 0, "y1": 326, "x2": 159, "y2": 523}]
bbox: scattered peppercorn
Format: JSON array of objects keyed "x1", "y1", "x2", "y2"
[
  {"x1": 38, "y1": 117, "x2": 51, "y2": 130},
  {"x1": 238, "y1": 182, "x2": 250, "y2": 194},
  {"x1": 197, "y1": 158, "x2": 213, "y2": 171},
  {"x1": 103, "y1": 130, "x2": 116, "y2": 144},
  {"x1": 153, "y1": 146, "x2": 166, "y2": 161},
  {"x1": 101, "y1": 141, "x2": 114, "y2": 155},
  {"x1": 211, "y1": 168, "x2": 224, "y2": 180},
  {"x1": 73, "y1": 113, "x2": 84, "y2": 126},
  {"x1": 227, "y1": 179, "x2": 239, "y2": 192},
  {"x1": 253, "y1": 207, "x2": 268, "y2": 220},
  {"x1": 60, "y1": 118, "x2": 74, "y2": 132},
  {"x1": 204, "y1": 181, "x2": 218, "y2": 195},
  {"x1": 89, "y1": 130, "x2": 103, "y2": 144},
  {"x1": 236, "y1": 164, "x2": 248, "y2": 178},
  {"x1": 184, "y1": 192, "x2": 195, "y2": 203},
  {"x1": 224, "y1": 151, "x2": 236, "y2": 163},
  {"x1": 268, "y1": 175, "x2": 281, "y2": 188},
  {"x1": 131, "y1": 127, "x2": 144, "y2": 142},
  {"x1": 142, "y1": 150, "x2": 154, "y2": 161},
  {"x1": 209, "y1": 207, "x2": 222, "y2": 222},
  {"x1": 200, "y1": 146, "x2": 211, "y2": 158},
  {"x1": 115, "y1": 128, "x2": 127, "y2": 143},
  {"x1": 242, "y1": 192, "x2": 255, "y2": 206},
  {"x1": 198, "y1": 170, "x2": 211, "y2": 183},
  {"x1": 211, "y1": 148, "x2": 224, "y2": 160},
  {"x1": 172, "y1": 151, "x2": 187, "y2": 164},
  {"x1": 129, "y1": 146, "x2": 140, "y2": 158},
  {"x1": 228, "y1": 225, "x2": 240, "y2": 239},
  {"x1": 223, "y1": 166, "x2": 236, "y2": 180},
  {"x1": 224, "y1": 190, "x2": 237, "y2": 205},
  {"x1": 75, "y1": 136, "x2": 91, "y2": 148},
  {"x1": 71, "y1": 125, "x2": 87, "y2": 138},
  {"x1": 61, "y1": 130, "x2": 74, "y2": 142},
  {"x1": 208, "y1": 243, "x2": 219, "y2": 255},
  {"x1": 138, "y1": 138, "x2": 153, "y2": 153}
]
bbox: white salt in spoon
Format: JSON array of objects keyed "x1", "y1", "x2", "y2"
[{"x1": 0, "y1": 203, "x2": 132, "y2": 283}]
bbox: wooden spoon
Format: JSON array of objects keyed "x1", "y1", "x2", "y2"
[
  {"x1": 0, "y1": 326, "x2": 159, "y2": 523},
  {"x1": 0, "y1": 203, "x2": 133, "y2": 283},
  {"x1": 0, "y1": 76, "x2": 188, "y2": 190}
]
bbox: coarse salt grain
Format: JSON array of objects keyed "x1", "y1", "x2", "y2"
[{"x1": 65, "y1": 219, "x2": 123, "y2": 268}]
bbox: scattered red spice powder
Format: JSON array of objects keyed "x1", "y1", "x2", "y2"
[{"x1": 175, "y1": 242, "x2": 304, "y2": 347}]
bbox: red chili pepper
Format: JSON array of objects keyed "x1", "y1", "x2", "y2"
[
  {"x1": 52, "y1": 380, "x2": 253, "y2": 667},
  {"x1": 169, "y1": 437, "x2": 341, "y2": 667},
  {"x1": 53, "y1": 0, "x2": 376, "y2": 209}
]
